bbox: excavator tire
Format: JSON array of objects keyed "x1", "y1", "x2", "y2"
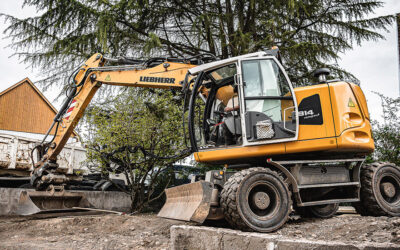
[
  {"x1": 220, "y1": 167, "x2": 292, "y2": 232},
  {"x1": 352, "y1": 200, "x2": 369, "y2": 216},
  {"x1": 297, "y1": 203, "x2": 339, "y2": 218},
  {"x1": 354, "y1": 162, "x2": 400, "y2": 216}
]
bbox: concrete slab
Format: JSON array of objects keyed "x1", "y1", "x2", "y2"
[
  {"x1": 170, "y1": 225, "x2": 400, "y2": 250},
  {"x1": 0, "y1": 188, "x2": 131, "y2": 215},
  {"x1": 338, "y1": 206, "x2": 357, "y2": 214}
]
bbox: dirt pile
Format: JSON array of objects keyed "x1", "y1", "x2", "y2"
[
  {"x1": 279, "y1": 215, "x2": 400, "y2": 244},
  {"x1": 0, "y1": 214, "x2": 191, "y2": 249},
  {"x1": 0, "y1": 213, "x2": 398, "y2": 249}
]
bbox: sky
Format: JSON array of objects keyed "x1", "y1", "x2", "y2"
[{"x1": 0, "y1": 0, "x2": 399, "y2": 121}]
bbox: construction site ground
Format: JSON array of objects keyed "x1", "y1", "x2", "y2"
[{"x1": 0, "y1": 212, "x2": 399, "y2": 249}]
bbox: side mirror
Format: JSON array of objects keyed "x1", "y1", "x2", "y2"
[{"x1": 313, "y1": 68, "x2": 330, "y2": 83}]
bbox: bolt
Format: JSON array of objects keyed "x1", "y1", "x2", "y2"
[{"x1": 90, "y1": 74, "x2": 97, "y2": 81}]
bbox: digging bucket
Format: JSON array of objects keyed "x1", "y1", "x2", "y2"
[
  {"x1": 16, "y1": 189, "x2": 92, "y2": 215},
  {"x1": 158, "y1": 181, "x2": 213, "y2": 223}
]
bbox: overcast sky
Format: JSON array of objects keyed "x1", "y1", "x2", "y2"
[{"x1": 0, "y1": 0, "x2": 399, "y2": 121}]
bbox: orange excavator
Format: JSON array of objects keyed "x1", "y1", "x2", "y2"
[{"x1": 18, "y1": 49, "x2": 400, "y2": 232}]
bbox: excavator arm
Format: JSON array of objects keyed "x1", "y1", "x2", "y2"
[{"x1": 31, "y1": 53, "x2": 198, "y2": 190}]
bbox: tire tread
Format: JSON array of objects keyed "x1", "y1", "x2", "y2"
[
  {"x1": 355, "y1": 162, "x2": 398, "y2": 216},
  {"x1": 220, "y1": 167, "x2": 292, "y2": 232}
]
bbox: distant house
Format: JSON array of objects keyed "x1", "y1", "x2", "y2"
[
  {"x1": 0, "y1": 78, "x2": 85, "y2": 177},
  {"x1": 0, "y1": 77, "x2": 77, "y2": 140}
]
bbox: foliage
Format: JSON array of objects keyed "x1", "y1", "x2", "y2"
[
  {"x1": 1, "y1": 0, "x2": 394, "y2": 89},
  {"x1": 84, "y1": 88, "x2": 189, "y2": 212},
  {"x1": 372, "y1": 93, "x2": 400, "y2": 165}
]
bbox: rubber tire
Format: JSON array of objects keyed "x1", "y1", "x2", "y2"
[
  {"x1": 220, "y1": 167, "x2": 292, "y2": 232},
  {"x1": 298, "y1": 203, "x2": 339, "y2": 218},
  {"x1": 355, "y1": 162, "x2": 400, "y2": 216}
]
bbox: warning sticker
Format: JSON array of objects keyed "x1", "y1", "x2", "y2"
[{"x1": 348, "y1": 98, "x2": 356, "y2": 107}]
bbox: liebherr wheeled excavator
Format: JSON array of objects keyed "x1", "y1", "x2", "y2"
[{"x1": 18, "y1": 49, "x2": 400, "y2": 232}]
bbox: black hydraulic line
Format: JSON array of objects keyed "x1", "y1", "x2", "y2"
[
  {"x1": 40, "y1": 120, "x2": 57, "y2": 145},
  {"x1": 47, "y1": 121, "x2": 60, "y2": 145},
  {"x1": 30, "y1": 144, "x2": 42, "y2": 167},
  {"x1": 55, "y1": 88, "x2": 77, "y2": 122},
  {"x1": 31, "y1": 65, "x2": 83, "y2": 166},
  {"x1": 115, "y1": 53, "x2": 218, "y2": 68}
]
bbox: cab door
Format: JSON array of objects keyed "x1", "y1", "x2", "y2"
[{"x1": 237, "y1": 57, "x2": 299, "y2": 145}]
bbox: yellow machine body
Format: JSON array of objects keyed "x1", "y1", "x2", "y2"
[
  {"x1": 193, "y1": 81, "x2": 374, "y2": 164},
  {"x1": 27, "y1": 50, "x2": 395, "y2": 233}
]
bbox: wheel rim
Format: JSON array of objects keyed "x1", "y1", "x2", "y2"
[
  {"x1": 378, "y1": 173, "x2": 400, "y2": 205},
  {"x1": 245, "y1": 181, "x2": 280, "y2": 219}
]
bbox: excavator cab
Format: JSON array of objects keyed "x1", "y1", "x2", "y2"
[
  {"x1": 186, "y1": 51, "x2": 298, "y2": 152},
  {"x1": 160, "y1": 51, "x2": 302, "y2": 223}
]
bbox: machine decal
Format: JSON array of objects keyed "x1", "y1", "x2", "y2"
[
  {"x1": 298, "y1": 94, "x2": 323, "y2": 125},
  {"x1": 348, "y1": 98, "x2": 356, "y2": 107},
  {"x1": 139, "y1": 76, "x2": 175, "y2": 83},
  {"x1": 105, "y1": 74, "x2": 111, "y2": 81},
  {"x1": 64, "y1": 99, "x2": 76, "y2": 120}
]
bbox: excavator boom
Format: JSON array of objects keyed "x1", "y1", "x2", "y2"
[
  {"x1": 21, "y1": 53, "x2": 201, "y2": 215},
  {"x1": 44, "y1": 54, "x2": 195, "y2": 164}
]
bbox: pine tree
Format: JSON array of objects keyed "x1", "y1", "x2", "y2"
[
  {"x1": 1, "y1": 0, "x2": 394, "y2": 88},
  {"x1": 372, "y1": 93, "x2": 400, "y2": 165}
]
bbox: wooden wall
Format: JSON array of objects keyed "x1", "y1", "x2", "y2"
[{"x1": 0, "y1": 81, "x2": 57, "y2": 135}]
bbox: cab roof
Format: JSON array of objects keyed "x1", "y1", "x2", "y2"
[{"x1": 188, "y1": 49, "x2": 279, "y2": 75}]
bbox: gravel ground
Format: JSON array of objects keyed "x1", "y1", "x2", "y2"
[{"x1": 0, "y1": 212, "x2": 399, "y2": 249}]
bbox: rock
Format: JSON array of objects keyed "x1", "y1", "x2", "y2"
[
  {"x1": 391, "y1": 231, "x2": 400, "y2": 243},
  {"x1": 391, "y1": 219, "x2": 400, "y2": 227}
]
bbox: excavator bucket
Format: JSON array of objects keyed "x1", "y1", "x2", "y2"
[
  {"x1": 15, "y1": 190, "x2": 92, "y2": 215},
  {"x1": 158, "y1": 181, "x2": 213, "y2": 223}
]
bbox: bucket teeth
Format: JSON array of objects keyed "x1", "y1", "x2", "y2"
[
  {"x1": 16, "y1": 190, "x2": 92, "y2": 215},
  {"x1": 158, "y1": 181, "x2": 213, "y2": 223}
]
